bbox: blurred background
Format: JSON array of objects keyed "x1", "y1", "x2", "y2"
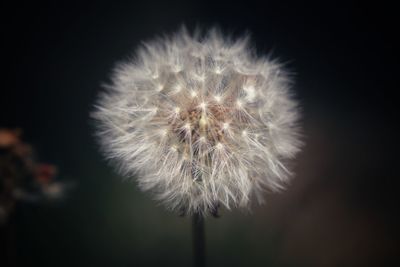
[{"x1": 1, "y1": 1, "x2": 397, "y2": 266}]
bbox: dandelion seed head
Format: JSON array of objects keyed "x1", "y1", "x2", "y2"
[{"x1": 92, "y1": 27, "x2": 302, "y2": 215}]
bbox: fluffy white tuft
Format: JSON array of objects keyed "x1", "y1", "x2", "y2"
[{"x1": 92, "y1": 28, "x2": 302, "y2": 215}]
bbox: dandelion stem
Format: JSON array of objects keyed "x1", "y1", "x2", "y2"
[{"x1": 192, "y1": 212, "x2": 205, "y2": 267}]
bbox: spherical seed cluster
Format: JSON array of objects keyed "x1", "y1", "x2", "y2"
[{"x1": 93, "y1": 29, "x2": 302, "y2": 215}]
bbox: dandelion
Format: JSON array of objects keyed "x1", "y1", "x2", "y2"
[{"x1": 92, "y1": 28, "x2": 302, "y2": 216}]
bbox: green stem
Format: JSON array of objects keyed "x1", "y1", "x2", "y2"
[{"x1": 192, "y1": 213, "x2": 205, "y2": 267}]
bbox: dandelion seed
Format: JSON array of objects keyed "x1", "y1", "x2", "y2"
[
  {"x1": 214, "y1": 67, "x2": 223, "y2": 74},
  {"x1": 174, "y1": 84, "x2": 182, "y2": 92},
  {"x1": 216, "y1": 142, "x2": 224, "y2": 150},
  {"x1": 214, "y1": 95, "x2": 222, "y2": 103},
  {"x1": 156, "y1": 84, "x2": 164, "y2": 91},
  {"x1": 199, "y1": 102, "x2": 207, "y2": 110}
]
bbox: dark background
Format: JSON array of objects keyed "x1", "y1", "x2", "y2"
[{"x1": 1, "y1": 1, "x2": 398, "y2": 266}]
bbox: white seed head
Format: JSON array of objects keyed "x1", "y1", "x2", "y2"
[{"x1": 92, "y1": 28, "x2": 302, "y2": 215}]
